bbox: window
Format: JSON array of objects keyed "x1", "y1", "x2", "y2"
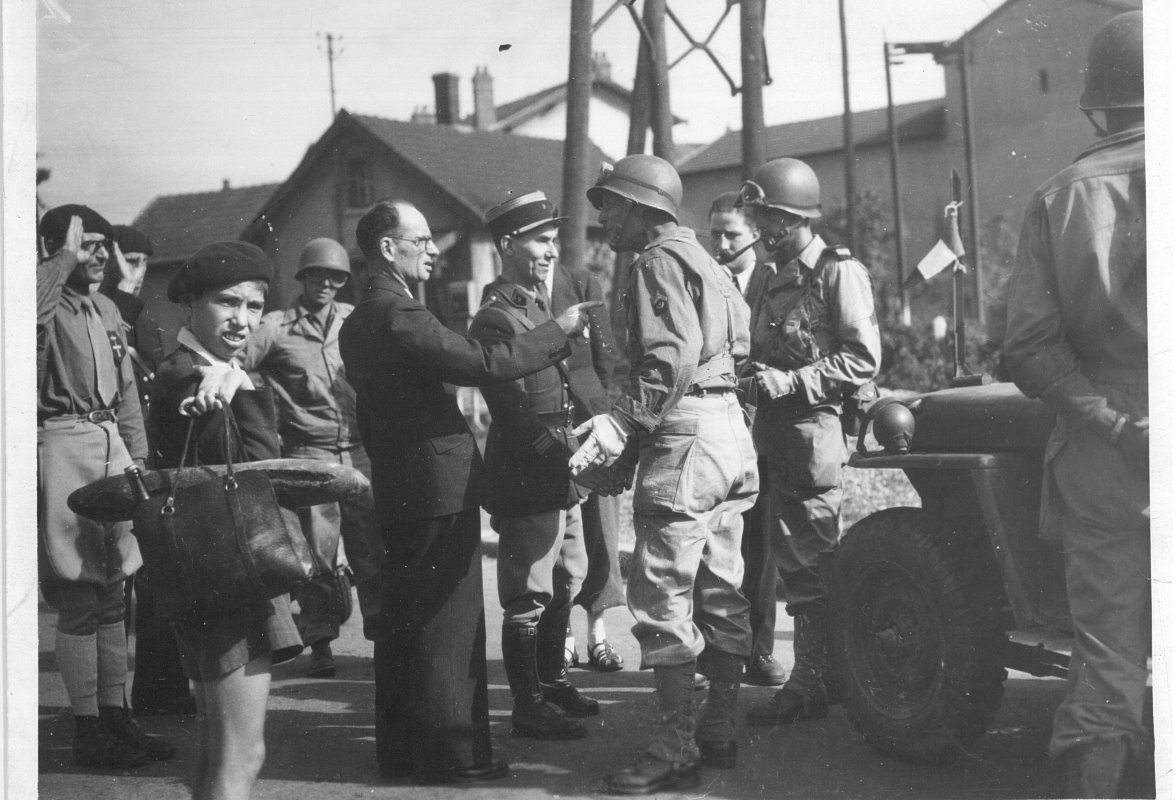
[{"x1": 346, "y1": 159, "x2": 372, "y2": 209}]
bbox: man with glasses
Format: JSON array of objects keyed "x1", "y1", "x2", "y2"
[
  {"x1": 37, "y1": 204, "x2": 175, "y2": 768},
  {"x1": 735, "y1": 158, "x2": 880, "y2": 729},
  {"x1": 339, "y1": 199, "x2": 600, "y2": 784},
  {"x1": 241, "y1": 237, "x2": 384, "y2": 678}
]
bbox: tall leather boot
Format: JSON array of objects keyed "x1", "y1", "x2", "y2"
[
  {"x1": 502, "y1": 622, "x2": 584, "y2": 740},
  {"x1": 605, "y1": 661, "x2": 701, "y2": 795},
  {"x1": 537, "y1": 607, "x2": 599, "y2": 717},
  {"x1": 695, "y1": 649, "x2": 744, "y2": 768},
  {"x1": 1066, "y1": 737, "x2": 1130, "y2": 799},
  {"x1": 746, "y1": 606, "x2": 830, "y2": 726}
]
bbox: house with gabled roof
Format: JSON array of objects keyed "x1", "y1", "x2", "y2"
[
  {"x1": 132, "y1": 180, "x2": 281, "y2": 350},
  {"x1": 677, "y1": 0, "x2": 1140, "y2": 325}
]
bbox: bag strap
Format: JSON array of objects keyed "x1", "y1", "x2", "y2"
[{"x1": 162, "y1": 417, "x2": 198, "y2": 516}]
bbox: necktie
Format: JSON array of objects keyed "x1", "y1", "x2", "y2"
[
  {"x1": 82, "y1": 297, "x2": 118, "y2": 406},
  {"x1": 534, "y1": 282, "x2": 553, "y2": 319}
]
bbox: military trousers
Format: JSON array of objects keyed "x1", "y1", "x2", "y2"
[
  {"x1": 755, "y1": 409, "x2": 846, "y2": 615},
  {"x1": 285, "y1": 442, "x2": 383, "y2": 643},
  {"x1": 627, "y1": 394, "x2": 758, "y2": 668},
  {"x1": 740, "y1": 457, "x2": 779, "y2": 657},
  {"x1": 497, "y1": 503, "x2": 588, "y2": 625},
  {"x1": 1046, "y1": 423, "x2": 1151, "y2": 758}
]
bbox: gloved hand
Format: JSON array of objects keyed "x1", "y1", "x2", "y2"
[
  {"x1": 751, "y1": 362, "x2": 798, "y2": 400},
  {"x1": 1116, "y1": 416, "x2": 1149, "y2": 474},
  {"x1": 569, "y1": 413, "x2": 630, "y2": 475},
  {"x1": 573, "y1": 458, "x2": 635, "y2": 496}
]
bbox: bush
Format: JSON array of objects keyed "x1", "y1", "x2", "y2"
[{"x1": 878, "y1": 319, "x2": 1004, "y2": 393}]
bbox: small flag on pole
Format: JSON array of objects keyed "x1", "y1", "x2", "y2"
[{"x1": 905, "y1": 200, "x2": 966, "y2": 287}]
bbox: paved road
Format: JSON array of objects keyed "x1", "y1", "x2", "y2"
[{"x1": 39, "y1": 527, "x2": 1070, "y2": 799}]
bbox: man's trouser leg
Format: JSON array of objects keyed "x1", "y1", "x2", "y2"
[
  {"x1": 498, "y1": 507, "x2": 592, "y2": 737},
  {"x1": 376, "y1": 509, "x2": 495, "y2": 777},
  {"x1": 739, "y1": 459, "x2": 782, "y2": 684}
]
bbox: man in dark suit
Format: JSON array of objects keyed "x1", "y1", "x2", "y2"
[
  {"x1": 338, "y1": 199, "x2": 599, "y2": 785},
  {"x1": 470, "y1": 191, "x2": 602, "y2": 741},
  {"x1": 708, "y1": 191, "x2": 785, "y2": 688}
]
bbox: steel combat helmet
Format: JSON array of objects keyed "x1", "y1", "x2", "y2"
[
  {"x1": 1079, "y1": 10, "x2": 1143, "y2": 111},
  {"x1": 738, "y1": 157, "x2": 822, "y2": 220},
  {"x1": 587, "y1": 154, "x2": 683, "y2": 222},
  {"x1": 296, "y1": 237, "x2": 351, "y2": 279}
]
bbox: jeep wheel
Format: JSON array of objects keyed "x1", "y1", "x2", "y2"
[{"x1": 830, "y1": 507, "x2": 1007, "y2": 762}]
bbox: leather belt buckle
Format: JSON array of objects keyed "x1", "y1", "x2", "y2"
[{"x1": 85, "y1": 409, "x2": 117, "y2": 424}]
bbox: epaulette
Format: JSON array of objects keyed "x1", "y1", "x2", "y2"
[{"x1": 822, "y1": 245, "x2": 854, "y2": 261}]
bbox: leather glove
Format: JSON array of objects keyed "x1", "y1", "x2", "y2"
[
  {"x1": 573, "y1": 458, "x2": 635, "y2": 496},
  {"x1": 751, "y1": 362, "x2": 798, "y2": 400},
  {"x1": 1115, "y1": 416, "x2": 1148, "y2": 474},
  {"x1": 569, "y1": 413, "x2": 630, "y2": 475}
]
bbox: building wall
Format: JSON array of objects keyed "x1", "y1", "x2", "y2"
[{"x1": 506, "y1": 96, "x2": 635, "y2": 163}]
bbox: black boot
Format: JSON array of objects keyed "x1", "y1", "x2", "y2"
[
  {"x1": 746, "y1": 608, "x2": 830, "y2": 726},
  {"x1": 695, "y1": 649, "x2": 744, "y2": 768},
  {"x1": 502, "y1": 623, "x2": 585, "y2": 740},
  {"x1": 605, "y1": 662, "x2": 701, "y2": 795},
  {"x1": 99, "y1": 705, "x2": 176, "y2": 761},
  {"x1": 73, "y1": 714, "x2": 148, "y2": 769},
  {"x1": 537, "y1": 607, "x2": 600, "y2": 718}
]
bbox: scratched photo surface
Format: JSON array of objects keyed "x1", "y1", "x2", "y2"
[{"x1": 28, "y1": 1, "x2": 1168, "y2": 799}]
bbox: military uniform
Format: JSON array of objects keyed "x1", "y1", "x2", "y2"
[
  {"x1": 339, "y1": 271, "x2": 571, "y2": 778},
  {"x1": 549, "y1": 264, "x2": 626, "y2": 618},
  {"x1": 242, "y1": 298, "x2": 384, "y2": 642},
  {"x1": 1004, "y1": 124, "x2": 1148, "y2": 760},
  {"x1": 746, "y1": 233, "x2": 879, "y2": 701},
  {"x1": 38, "y1": 249, "x2": 146, "y2": 623}
]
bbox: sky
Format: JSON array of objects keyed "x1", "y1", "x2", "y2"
[{"x1": 35, "y1": 0, "x2": 1002, "y2": 224}]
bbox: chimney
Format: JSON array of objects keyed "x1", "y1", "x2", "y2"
[
  {"x1": 432, "y1": 72, "x2": 460, "y2": 125},
  {"x1": 473, "y1": 66, "x2": 496, "y2": 130},
  {"x1": 411, "y1": 105, "x2": 436, "y2": 125},
  {"x1": 591, "y1": 51, "x2": 612, "y2": 83},
  {"x1": 222, "y1": 178, "x2": 231, "y2": 191}
]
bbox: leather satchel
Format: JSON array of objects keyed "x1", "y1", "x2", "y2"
[{"x1": 132, "y1": 405, "x2": 317, "y2": 623}]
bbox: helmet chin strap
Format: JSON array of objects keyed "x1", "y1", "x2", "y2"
[{"x1": 1083, "y1": 108, "x2": 1108, "y2": 138}]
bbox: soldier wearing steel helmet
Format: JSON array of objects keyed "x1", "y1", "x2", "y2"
[
  {"x1": 736, "y1": 157, "x2": 881, "y2": 729},
  {"x1": 1003, "y1": 11, "x2": 1149, "y2": 796},
  {"x1": 570, "y1": 154, "x2": 758, "y2": 793},
  {"x1": 240, "y1": 237, "x2": 384, "y2": 677}
]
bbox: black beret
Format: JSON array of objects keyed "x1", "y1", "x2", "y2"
[
  {"x1": 39, "y1": 204, "x2": 114, "y2": 251},
  {"x1": 167, "y1": 241, "x2": 273, "y2": 302},
  {"x1": 112, "y1": 224, "x2": 155, "y2": 256}
]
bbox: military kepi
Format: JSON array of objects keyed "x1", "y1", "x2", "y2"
[
  {"x1": 486, "y1": 191, "x2": 567, "y2": 241},
  {"x1": 167, "y1": 240, "x2": 273, "y2": 302}
]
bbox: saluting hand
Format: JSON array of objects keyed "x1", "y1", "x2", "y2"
[{"x1": 555, "y1": 300, "x2": 605, "y2": 338}]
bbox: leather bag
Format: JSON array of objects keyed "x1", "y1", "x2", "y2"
[{"x1": 133, "y1": 405, "x2": 317, "y2": 623}]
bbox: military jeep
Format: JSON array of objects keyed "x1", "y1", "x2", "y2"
[{"x1": 829, "y1": 382, "x2": 1071, "y2": 762}]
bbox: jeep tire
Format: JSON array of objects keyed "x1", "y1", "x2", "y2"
[{"x1": 830, "y1": 507, "x2": 1007, "y2": 762}]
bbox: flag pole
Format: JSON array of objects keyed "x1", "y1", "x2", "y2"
[{"x1": 949, "y1": 170, "x2": 988, "y2": 387}]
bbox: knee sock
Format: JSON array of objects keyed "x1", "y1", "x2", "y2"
[
  {"x1": 587, "y1": 610, "x2": 607, "y2": 648},
  {"x1": 56, "y1": 631, "x2": 99, "y2": 717},
  {"x1": 96, "y1": 622, "x2": 128, "y2": 708}
]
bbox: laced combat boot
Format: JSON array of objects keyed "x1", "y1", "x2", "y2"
[
  {"x1": 746, "y1": 606, "x2": 830, "y2": 725},
  {"x1": 605, "y1": 661, "x2": 701, "y2": 795}
]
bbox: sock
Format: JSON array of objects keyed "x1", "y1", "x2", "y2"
[
  {"x1": 96, "y1": 622, "x2": 128, "y2": 709},
  {"x1": 587, "y1": 611, "x2": 607, "y2": 648},
  {"x1": 56, "y1": 631, "x2": 99, "y2": 717}
]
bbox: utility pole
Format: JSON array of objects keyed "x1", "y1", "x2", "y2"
[
  {"x1": 319, "y1": 32, "x2": 341, "y2": 119},
  {"x1": 646, "y1": 0, "x2": 674, "y2": 159},
  {"x1": 740, "y1": 0, "x2": 766, "y2": 178},
  {"x1": 838, "y1": 0, "x2": 856, "y2": 251},
  {"x1": 561, "y1": 0, "x2": 594, "y2": 275},
  {"x1": 884, "y1": 41, "x2": 911, "y2": 326}
]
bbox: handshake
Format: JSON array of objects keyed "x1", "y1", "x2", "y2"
[{"x1": 534, "y1": 415, "x2": 636, "y2": 496}]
